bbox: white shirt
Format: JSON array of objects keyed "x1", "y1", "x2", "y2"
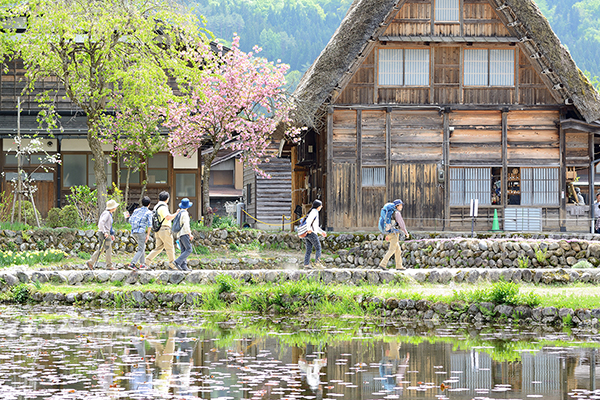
[
  {"x1": 305, "y1": 208, "x2": 325, "y2": 235},
  {"x1": 177, "y1": 209, "x2": 192, "y2": 238}
]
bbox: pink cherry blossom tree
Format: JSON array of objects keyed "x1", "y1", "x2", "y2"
[{"x1": 165, "y1": 36, "x2": 302, "y2": 227}]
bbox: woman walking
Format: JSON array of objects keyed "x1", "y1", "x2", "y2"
[{"x1": 303, "y1": 199, "x2": 327, "y2": 269}]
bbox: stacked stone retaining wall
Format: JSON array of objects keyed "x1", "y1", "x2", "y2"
[{"x1": 4, "y1": 228, "x2": 600, "y2": 270}]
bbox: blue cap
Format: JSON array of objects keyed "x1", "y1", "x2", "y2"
[
  {"x1": 179, "y1": 198, "x2": 193, "y2": 209},
  {"x1": 393, "y1": 199, "x2": 403, "y2": 206}
]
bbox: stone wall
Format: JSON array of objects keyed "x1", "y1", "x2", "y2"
[{"x1": 2, "y1": 228, "x2": 600, "y2": 270}]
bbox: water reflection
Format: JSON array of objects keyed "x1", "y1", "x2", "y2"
[{"x1": 1, "y1": 305, "x2": 600, "y2": 399}]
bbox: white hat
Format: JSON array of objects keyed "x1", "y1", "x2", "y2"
[{"x1": 106, "y1": 199, "x2": 119, "y2": 210}]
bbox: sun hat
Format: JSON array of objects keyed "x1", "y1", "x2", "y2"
[
  {"x1": 179, "y1": 198, "x2": 193, "y2": 209},
  {"x1": 106, "y1": 199, "x2": 119, "y2": 210},
  {"x1": 393, "y1": 199, "x2": 403, "y2": 206}
]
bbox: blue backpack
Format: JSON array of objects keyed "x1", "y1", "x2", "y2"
[{"x1": 378, "y1": 203, "x2": 398, "y2": 234}]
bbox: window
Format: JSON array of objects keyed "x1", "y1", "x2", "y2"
[
  {"x1": 119, "y1": 156, "x2": 140, "y2": 185},
  {"x1": 464, "y1": 49, "x2": 514, "y2": 87},
  {"x1": 449, "y1": 167, "x2": 492, "y2": 206},
  {"x1": 62, "y1": 154, "x2": 112, "y2": 188},
  {"x1": 147, "y1": 153, "x2": 168, "y2": 184},
  {"x1": 435, "y1": 0, "x2": 459, "y2": 22},
  {"x1": 378, "y1": 49, "x2": 429, "y2": 86},
  {"x1": 521, "y1": 167, "x2": 559, "y2": 206},
  {"x1": 362, "y1": 167, "x2": 386, "y2": 187},
  {"x1": 210, "y1": 170, "x2": 234, "y2": 186}
]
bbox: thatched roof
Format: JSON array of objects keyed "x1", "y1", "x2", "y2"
[{"x1": 292, "y1": 0, "x2": 600, "y2": 125}]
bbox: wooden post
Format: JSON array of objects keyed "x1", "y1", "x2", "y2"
[
  {"x1": 327, "y1": 108, "x2": 334, "y2": 230},
  {"x1": 559, "y1": 115, "x2": 566, "y2": 231},
  {"x1": 443, "y1": 109, "x2": 450, "y2": 231},
  {"x1": 501, "y1": 109, "x2": 508, "y2": 227},
  {"x1": 357, "y1": 109, "x2": 362, "y2": 227}
]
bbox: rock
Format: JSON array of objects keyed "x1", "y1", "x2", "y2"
[
  {"x1": 577, "y1": 309, "x2": 592, "y2": 321},
  {"x1": 433, "y1": 302, "x2": 449, "y2": 315},
  {"x1": 65, "y1": 293, "x2": 77, "y2": 303},
  {"x1": 543, "y1": 307, "x2": 558, "y2": 317},
  {"x1": 111, "y1": 271, "x2": 126, "y2": 283},
  {"x1": 385, "y1": 298, "x2": 399, "y2": 310},
  {"x1": 367, "y1": 271, "x2": 380, "y2": 284},
  {"x1": 31, "y1": 272, "x2": 48, "y2": 284},
  {"x1": 172, "y1": 293, "x2": 185, "y2": 304},
  {"x1": 379, "y1": 271, "x2": 395, "y2": 284},
  {"x1": 428, "y1": 270, "x2": 440, "y2": 283},
  {"x1": 413, "y1": 271, "x2": 426, "y2": 283},
  {"x1": 415, "y1": 299, "x2": 430, "y2": 311},
  {"x1": 514, "y1": 305, "x2": 532, "y2": 319},
  {"x1": 495, "y1": 304, "x2": 514, "y2": 317},
  {"x1": 131, "y1": 291, "x2": 145, "y2": 304},
  {"x1": 68, "y1": 272, "x2": 83, "y2": 285},
  {"x1": 521, "y1": 269, "x2": 533, "y2": 282},
  {"x1": 334, "y1": 270, "x2": 351, "y2": 283},
  {"x1": 466, "y1": 270, "x2": 479, "y2": 284},
  {"x1": 96, "y1": 271, "x2": 111, "y2": 283}
]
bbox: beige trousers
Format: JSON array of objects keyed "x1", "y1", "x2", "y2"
[
  {"x1": 89, "y1": 235, "x2": 113, "y2": 268},
  {"x1": 146, "y1": 226, "x2": 176, "y2": 268},
  {"x1": 380, "y1": 232, "x2": 403, "y2": 269}
]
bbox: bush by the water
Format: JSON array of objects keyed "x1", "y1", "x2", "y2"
[
  {"x1": 0, "y1": 249, "x2": 68, "y2": 267},
  {"x1": 60, "y1": 205, "x2": 81, "y2": 228}
]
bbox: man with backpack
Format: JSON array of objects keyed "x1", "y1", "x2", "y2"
[
  {"x1": 146, "y1": 191, "x2": 180, "y2": 270},
  {"x1": 378, "y1": 199, "x2": 410, "y2": 270},
  {"x1": 172, "y1": 197, "x2": 193, "y2": 271},
  {"x1": 125, "y1": 196, "x2": 153, "y2": 270}
]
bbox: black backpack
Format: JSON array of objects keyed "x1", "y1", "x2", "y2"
[{"x1": 151, "y1": 204, "x2": 167, "y2": 232}]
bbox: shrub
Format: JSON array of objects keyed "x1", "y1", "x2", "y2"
[
  {"x1": 78, "y1": 251, "x2": 91, "y2": 260},
  {"x1": 11, "y1": 284, "x2": 30, "y2": 304},
  {"x1": 46, "y1": 207, "x2": 62, "y2": 228},
  {"x1": 60, "y1": 205, "x2": 81, "y2": 228},
  {"x1": 14, "y1": 200, "x2": 41, "y2": 225},
  {"x1": 489, "y1": 281, "x2": 520, "y2": 305},
  {"x1": 215, "y1": 274, "x2": 240, "y2": 294},
  {"x1": 66, "y1": 186, "x2": 97, "y2": 225},
  {"x1": 0, "y1": 190, "x2": 12, "y2": 223}
]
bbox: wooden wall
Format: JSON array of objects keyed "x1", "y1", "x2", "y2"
[
  {"x1": 328, "y1": 108, "x2": 444, "y2": 231},
  {"x1": 449, "y1": 111, "x2": 502, "y2": 165},
  {"x1": 335, "y1": 0, "x2": 559, "y2": 107},
  {"x1": 254, "y1": 158, "x2": 293, "y2": 229}
]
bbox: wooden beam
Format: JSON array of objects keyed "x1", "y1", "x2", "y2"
[
  {"x1": 559, "y1": 113, "x2": 566, "y2": 231},
  {"x1": 386, "y1": 108, "x2": 391, "y2": 201},
  {"x1": 327, "y1": 108, "x2": 334, "y2": 230},
  {"x1": 443, "y1": 110, "x2": 449, "y2": 231},
  {"x1": 502, "y1": 110, "x2": 508, "y2": 209},
  {"x1": 357, "y1": 109, "x2": 363, "y2": 215}
]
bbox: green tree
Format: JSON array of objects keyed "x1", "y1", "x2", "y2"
[{"x1": 13, "y1": 0, "x2": 209, "y2": 214}]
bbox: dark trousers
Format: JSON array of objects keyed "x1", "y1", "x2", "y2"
[
  {"x1": 175, "y1": 234, "x2": 192, "y2": 268},
  {"x1": 303, "y1": 232, "x2": 321, "y2": 266}
]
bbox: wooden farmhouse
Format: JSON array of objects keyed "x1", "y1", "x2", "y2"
[
  {"x1": 0, "y1": 42, "x2": 247, "y2": 222},
  {"x1": 288, "y1": 0, "x2": 600, "y2": 233}
]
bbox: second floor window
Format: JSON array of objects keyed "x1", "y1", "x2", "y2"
[
  {"x1": 464, "y1": 49, "x2": 515, "y2": 87},
  {"x1": 435, "y1": 0, "x2": 459, "y2": 22},
  {"x1": 378, "y1": 49, "x2": 429, "y2": 86}
]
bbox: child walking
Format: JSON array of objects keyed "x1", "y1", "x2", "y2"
[{"x1": 174, "y1": 198, "x2": 194, "y2": 271}]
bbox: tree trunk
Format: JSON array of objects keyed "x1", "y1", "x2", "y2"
[
  {"x1": 139, "y1": 162, "x2": 148, "y2": 203},
  {"x1": 88, "y1": 126, "x2": 108, "y2": 217},
  {"x1": 202, "y1": 155, "x2": 213, "y2": 227},
  {"x1": 125, "y1": 167, "x2": 130, "y2": 207}
]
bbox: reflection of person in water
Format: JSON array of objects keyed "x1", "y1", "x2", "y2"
[
  {"x1": 150, "y1": 327, "x2": 176, "y2": 394},
  {"x1": 127, "y1": 338, "x2": 153, "y2": 396},
  {"x1": 297, "y1": 343, "x2": 327, "y2": 399},
  {"x1": 379, "y1": 341, "x2": 410, "y2": 393},
  {"x1": 171, "y1": 330, "x2": 195, "y2": 398}
]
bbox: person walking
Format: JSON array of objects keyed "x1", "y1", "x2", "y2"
[
  {"x1": 126, "y1": 196, "x2": 153, "y2": 270},
  {"x1": 303, "y1": 199, "x2": 327, "y2": 269},
  {"x1": 379, "y1": 199, "x2": 410, "y2": 270},
  {"x1": 174, "y1": 198, "x2": 194, "y2": 271},
  {"x1": 146, "y1": 191, "x2": 179, "y2": 270},
  {"x1": 594, "y1": 192, "x2": 600, "y2": 234},
  {"x1": 87, "y1": 199, "x2": 119, "y2": 270}
]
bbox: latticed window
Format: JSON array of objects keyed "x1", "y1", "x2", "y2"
[
  {"x1": 464, "y1": 49, "x2": 514, "y2": 87},
  {"x1": 362, "y1": 167, "x2": 386, "y2": 187},
  {"x1": 521, "y1": 167, "x2": 559, "y2": 206},
  {"x1": 449, "y1": 167, "x2": 492, "y2": 206},
  {"x1": 378, "y1": 49, "x2": 429, "y2": 86},
  {"x1": 435, "y1": 0, "x2": 459, "y2": 22}
]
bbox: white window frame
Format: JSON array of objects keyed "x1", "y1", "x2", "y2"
[
  {"x1": 378, "y1": 48, "x2": 429, "y2": 87},
  {"x1": 362, "y1": 167, "x2": 386, "y2": 187},
  {"x1": 464, "y1": 48, "x2": 515, "y2": 87},
  {"x1": 435, "y1": 0, "x2": 460, "y2": 23}
]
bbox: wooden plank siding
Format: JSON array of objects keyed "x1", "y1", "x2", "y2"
[{"x1": 254, "y1": 158, "x2": 292, "y2": 227}]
